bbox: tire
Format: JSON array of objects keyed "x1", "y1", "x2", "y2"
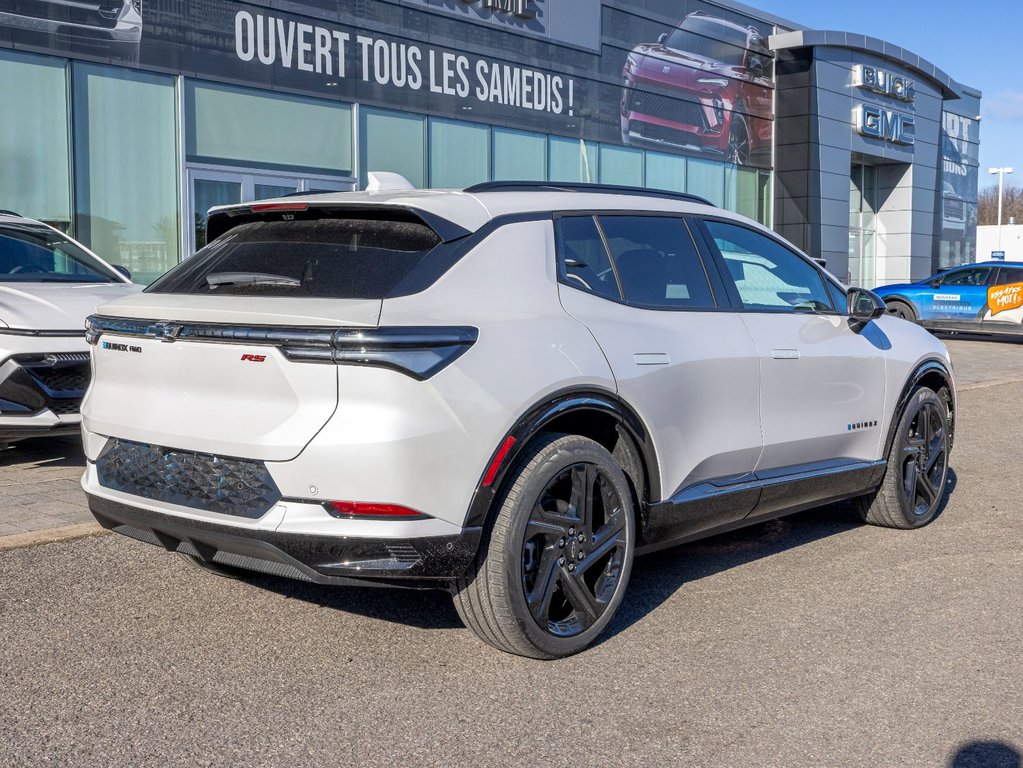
[
  {"x1": 856, "y1": 387, "x2": 950, "y2": 529},
  {"x1": 726, "y1": 114, "x2": 751, "y2": 166},
  {"x1": 453, "y1": 434, "x2": 636, "y2": 659},
  {"x1": 886, "y1": 300, "x2": 917, "y2": 322},
  {"x1": 177, "y1": 551, "x2": 250, "y2": 579}
]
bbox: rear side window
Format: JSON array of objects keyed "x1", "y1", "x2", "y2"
[
  {"x1": 598, "y1": 216, "x2": 715, "y2": 310},
  {"x1": 556, "y1": 216, "x2": 622, "y2": 302},
  {"x1": 705, "y1": 220, "x2": 833, "y2": 313},
  {"x1": 996, "y1": 267, "x2": 1023, "y2": 285},
  {"x1": 148, "y1": 218, "x2": 442, "y2": 298}
]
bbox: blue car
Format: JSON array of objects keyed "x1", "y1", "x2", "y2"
[{"x1": 873, "y1": 261, "x2": 1023, "y2": 336}]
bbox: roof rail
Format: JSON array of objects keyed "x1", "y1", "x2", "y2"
[
  {"x1": 0, "y1": 209, "x2": 21, "y2": 217},
  {"x1": 462, "y1": 181, "x2": 715, "y2": 207}
]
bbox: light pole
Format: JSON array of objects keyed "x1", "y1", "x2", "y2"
[{"x1": 989, "y1": 166, "x2": 1014, "y2": 251}]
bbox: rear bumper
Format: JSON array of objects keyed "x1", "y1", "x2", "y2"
[{"x1": 88, "y1": 493, "x2": 482, "y2": 586}]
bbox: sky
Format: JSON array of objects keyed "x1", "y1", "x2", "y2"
[{"x1": 752, "y1": 0, "x2": 1023, "y2": 191}]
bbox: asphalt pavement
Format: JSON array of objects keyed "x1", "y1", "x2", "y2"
[{"x1": 1, "y1": 338, "x2": 1022, "y2": 767}]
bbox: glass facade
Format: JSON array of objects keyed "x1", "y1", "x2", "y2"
[
  {"x1": 72, "y1": 63, "x2": 179, "y2": 284},
  {"x1": 186, "y1": 82, "x2": 353, "y2": 175},
  {"x1": 493, "y1": 129, "x2": 547, "y2": 182},
  {"x1": 429, "y1": 118, "x2": 490, "y2": 188},
  {"x1": 599, "y1": 145, "x2": 643, "y2": 187},
  {"x1": 360, "y1": 108, "x2": 426, "y2": 189},
  {"x1": 549, "y1": 137, "x2": 599, "y2": 183},
  {"x1": 0, "y1": 51, "x2": 71, "y2": 231},
  {"x1": 0, "y1": 49, "x2": 777, "y2": 285}
]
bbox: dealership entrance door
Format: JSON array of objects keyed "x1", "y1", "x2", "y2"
[
  {"x1": 186, "y1": 166, "x2": 355, "y2": 255},
  {"x1": 848, "y1": 163, "x2": 878, "y2": 287}
]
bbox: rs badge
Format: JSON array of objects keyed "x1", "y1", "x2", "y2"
[{"x1": 240, "y1": 354, "x2": 266, "y2": 362}]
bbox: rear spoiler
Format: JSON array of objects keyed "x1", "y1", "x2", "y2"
[{"x1": 205, "y1": 203, "x2": 473, "y2": 245}]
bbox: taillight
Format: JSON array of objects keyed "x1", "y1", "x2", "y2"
[
  {"x1": 283, "y1": 326, "x2": 479, "y2": 380},
  {"x1": 85, "y1": 316, "x2": 477, "y2": 380},
  {"x1": 326, "y1": 501, "x2": 427, "y2": 519}
]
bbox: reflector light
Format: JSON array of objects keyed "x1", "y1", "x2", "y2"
[
  {"x1": 328, "y1": 501, "x2": 425, "y2": 518},
  {"x1": 249, "y1": 202, "x2": 309, "y2": 213},
  {"x1": 482, "y1": 436, "x2": 516, "y2": 487}
]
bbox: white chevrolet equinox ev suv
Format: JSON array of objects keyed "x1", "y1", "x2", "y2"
[{"x1": 81, "y1": 182, "x2": 955, "y2": 659}]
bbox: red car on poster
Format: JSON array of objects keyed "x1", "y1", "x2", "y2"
[{"x1": 621, "y1": 11, "x2": 774, "y2": 167}]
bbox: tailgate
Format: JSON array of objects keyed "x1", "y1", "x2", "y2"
[{"x1": 83, "y1": 297, "x2": 381, "y2": 462}]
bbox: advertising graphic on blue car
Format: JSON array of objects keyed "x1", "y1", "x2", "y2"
[{"x1": 874, "y1": 262, "x2": 1023, "y2": 335}]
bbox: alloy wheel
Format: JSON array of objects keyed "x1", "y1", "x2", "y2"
[
  {"x1": 520, "y1": 462, "x2": 629, "y2": 637},
  {"x1": 899, "y1": 400, "x2": 947, "y2": 516}
]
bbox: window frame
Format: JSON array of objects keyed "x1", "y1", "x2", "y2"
[
  {"x1": 937, "y1": 266, "x2": 995, "y2": 287},
  {"x1": 996, "y1": 266, "x2": 1023, "y2": 285},
  {"x1": 552, "y1": 210, "x2": 728, "y2": 313},
  {"x1": 692, "y1": 216, "x2": 846, "y2": 316}
]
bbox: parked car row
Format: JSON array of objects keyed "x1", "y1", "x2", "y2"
[{"x1": 0, "y1": 212, "x2": 138, "y2": 446}]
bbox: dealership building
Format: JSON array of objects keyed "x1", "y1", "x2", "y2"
[{"x1": 0, "y1": 0, "x2": 980, "y2": 286}]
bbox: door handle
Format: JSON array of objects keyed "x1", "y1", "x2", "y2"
[
  {"x1": 771, "y1": 349, "x2": 800, "y2": 360},
  {"x1": 634, "y1": 353, "x2": 670, "y2": 366}
]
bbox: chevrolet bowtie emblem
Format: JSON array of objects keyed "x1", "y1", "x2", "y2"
[{"x1": 149, "y1": 322, "x2": 184, "y2": 341}]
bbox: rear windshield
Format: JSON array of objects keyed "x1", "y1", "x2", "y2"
[
  {"x1": 0, "y1": 224, "x2": 122, "y2": 283},
  {"x1": 147, "y1": 218, "x2": 444, "y2": 298}
]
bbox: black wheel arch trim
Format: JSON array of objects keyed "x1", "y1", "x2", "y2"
[
  {"x1": 884, "y1": 358, "x2": 956, "y2": 459},
  {"x1": 462, "y1": 386, "x2": 661, "y2": 530}
]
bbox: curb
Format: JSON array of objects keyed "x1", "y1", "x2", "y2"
[{"x1": 0, "y1": 522, "x2": 107, "y2": 552}]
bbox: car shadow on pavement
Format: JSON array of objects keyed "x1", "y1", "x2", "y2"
[
  {"x1": 949, "y1": 740, "x2": 1022, "y2": 767},
  {"x1": 246, "y1": 469, "x2": 958, "y2": 637},
  {"x1": 0, "y1": 436, "x2": 85, "y2": 469}
]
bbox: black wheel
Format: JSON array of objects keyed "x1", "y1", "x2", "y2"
[
  {"x1": 886, "y1": 300, "x2": 917, "y2": 322},
  {"x1": 177, "y1": 551, "x2": 250, "y2": 579},
  {"x1": 726, "y1": 114, "x2": 751, "y2": 165},
  {"x1": 856, "y1": 387, "x2": 950, "y2": 529},
  {"x1": 453, "y1": 434, "x2": 635, "y2": 659}
]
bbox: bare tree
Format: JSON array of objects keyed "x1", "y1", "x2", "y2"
[{"x1": 978, "y1": 184, "x2": 1023, "y2": 226}]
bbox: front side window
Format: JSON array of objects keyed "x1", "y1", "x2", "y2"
[
  {"x1": 0, "y1": 224, "x2": 121, "y2": 283},
  {"x1": 939, "y1": 267, "x2": 991, "y2": 286},
  {"x1": 704, "y1": 220, "x2": 833, "y2": 312},
  {"x1": 598, "y1": 216, "x2": 715, "y2": 310}
]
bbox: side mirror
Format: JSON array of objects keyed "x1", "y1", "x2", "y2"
[
  {"x1": 811, "y1": 256, "x2": 827, "y2": 268},
  {"x1": 112, "y1": 264, "x2": 132, "y2": 281},
  {"x1": 848, "y1": 287, "x2": 886, "y2": 330},
  {"x1": 928, "y1": 278, "x2": 941, "y2": 288},
  {"x1": 657, "y1": 32, "x2": 668, "y2": 44}
]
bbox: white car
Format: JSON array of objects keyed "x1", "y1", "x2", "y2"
[
  {"x1": 0, "y1": 212, "x2": 138, "y2": 446},
  {"x1": 80, "y1": 181, "x2": 956, "y2": 658}
]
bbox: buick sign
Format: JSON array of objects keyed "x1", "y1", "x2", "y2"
[{"x1": 854, "y1": 64, "x2": 915, "y2": 102}]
